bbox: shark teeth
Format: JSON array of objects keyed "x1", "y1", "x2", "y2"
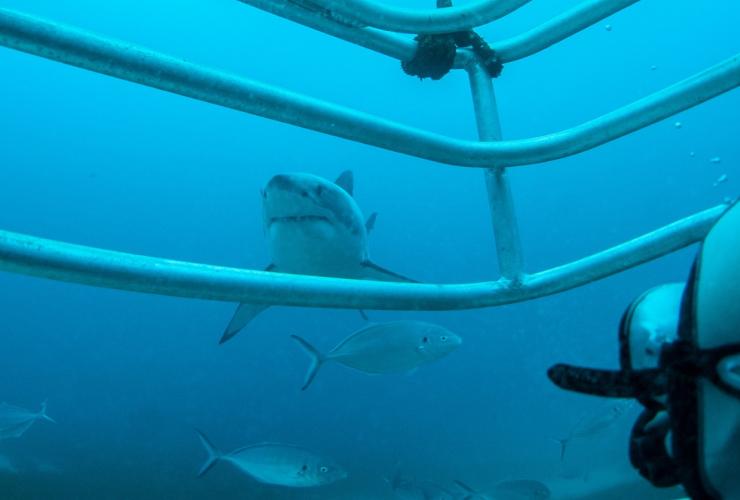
[{"x1": 269, "y1": 215, "x2": 330, "y2": 225}]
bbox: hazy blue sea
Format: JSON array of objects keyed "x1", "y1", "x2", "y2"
[{"x1": 1, "y1": 1, "x2": 738, "y2": 498}]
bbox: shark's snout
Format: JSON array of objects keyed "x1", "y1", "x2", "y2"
[{"x1": 266, "y1": 174, "x2": 309, "y2": 197}]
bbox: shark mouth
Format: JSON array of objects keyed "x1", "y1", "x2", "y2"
[{"x1": 269, "y1": 215, "x2": 331, "y2": 226}]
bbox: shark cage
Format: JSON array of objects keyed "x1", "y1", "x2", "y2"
[
  {"x1": 0, "y1": 2, "x2": 738, "y2": 496},
  {"x1": 0, "y1": 1, "x2": 737, "y2": 312}
]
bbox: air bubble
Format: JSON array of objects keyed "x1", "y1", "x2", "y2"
[
  {"x1": 710, "y1": 157, "x2": 722, "y2": 164},
  {"x1": 650, "y1": 65, "x2": 657, "y2": 71},
  {"x1": 713, "y1": 174, "x2": 728, "y2": 187},
  {"x1": 674, "y1": 121, "x2": 682, "y2": 129},
  {"x1": 605, "y1": 24, "x2": 612, "y2": 31},
  {"x1": 689, "y1": 152, "x2": 695, "y2": 157}
]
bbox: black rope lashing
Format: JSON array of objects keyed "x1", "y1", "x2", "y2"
[{"x1": 401, "y1": 0, "x2": 503, "y2": 81}]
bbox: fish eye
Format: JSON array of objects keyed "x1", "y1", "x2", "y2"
[
  {"x1": 422, "y1": 336, "x2": 429, "y2": 343},
  {"x1": 320, "y1": 466, "x2": 328, "y2": 473}
]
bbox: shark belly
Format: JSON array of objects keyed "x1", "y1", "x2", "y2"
[{"x1": 268, "y1": 220, "x2": 365, "y2": 278}]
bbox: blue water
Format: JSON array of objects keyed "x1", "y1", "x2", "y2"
[{"x1": 0, "y1": 0, "x2": 738, "y2": 498}]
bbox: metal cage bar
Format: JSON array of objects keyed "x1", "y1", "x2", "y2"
[
  {"x1": 468, "y1": 61, "x2": 524, "y2": 281},
  {"x1": 236, "y1": 0, "x2": 639, "y2": 66},
  {"x1": 1, "y1": 9, "x2": 737, "y2": 169},
  {"x1": 295, "y1": 0, "x2": 531, "y2": 34},
  {"x1": 0, "y1": 203, "x2": 727, "y2": 309}
]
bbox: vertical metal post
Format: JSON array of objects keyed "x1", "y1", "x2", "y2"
[{"x1": 467, "y1": 60, "x2": 524, "y2": 281}]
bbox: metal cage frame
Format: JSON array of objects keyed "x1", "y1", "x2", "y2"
[{"x1": 0, "y1": 1, "x2": 738, "y2": 313}]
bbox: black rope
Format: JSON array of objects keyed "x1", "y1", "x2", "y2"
[{"x1": 401, "y1": 0, "x2": 503, "y2": 80}]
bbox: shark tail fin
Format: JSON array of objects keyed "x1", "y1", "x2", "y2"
[
  {"x1": 220, "y1": 302, "x2": 270, "y2": 344},
  {"x1": 290, "y1": 335, "x2": 327, "y2": 391},
  {"x1": 38, "y1": 399, "x2": 55, "y2": 424},
  {"x1": 196, "y1": 430, "x2": 223, "y2": 477}
]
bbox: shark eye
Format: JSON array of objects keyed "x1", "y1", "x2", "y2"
[{"x1": 320, "y1": 466, "x2": 328, "y2": 473}]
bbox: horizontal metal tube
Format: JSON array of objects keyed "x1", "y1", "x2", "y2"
[
  {"x1": 494, "y1": 0, "x2": 639, "y2": 62},
  {"x1": 1, "y1": 9, "x2": 739, "y2": 168},
  {"x1": 0, "y1": 204, "x2": 727, "y2": 310},
  {"x1": 2, "y1": 9, "x2": 738, "y2": 168},
  {"x1": 294, "y1": 0, "x2": 531, "y2": 34}
]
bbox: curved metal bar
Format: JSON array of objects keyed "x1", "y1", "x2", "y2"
[
  {"x1": 238, "y1": 0, "x2": 637, "y2": 65},
  {"x1": 0, "y1": 204, "x2": 727, "y2": 310},
  {"x1": 236, "y1": 0, "x2": 419, "y2": 63},
  {"x1": 298, "y1": 0, "x2": 531, "y2": 34},
  {"x1": 1, "y1": 9, "x2": 738, "y2": 168},
  {"x1": 494, "y1": 0, "x2": 639, "y2": 62}
]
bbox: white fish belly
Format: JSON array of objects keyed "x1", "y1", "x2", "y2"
[{"x1": 268, "y1": 221, "x2": 363, "y2": 277}]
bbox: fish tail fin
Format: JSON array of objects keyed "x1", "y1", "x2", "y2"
[
  {"x1": 454, "y1": 479, "x2": 476, "y2": 493},
  {"x1": 195, "y1": 429, "x2": 223, "y2": 477},
  {"x1": 219, "y1": 302, "x2": 269, "y2": 344},
  {"x1": 38, "y1": 399, "x2": 56, "y2": 424},
  {"x1": 290, "y1": 335, "x2": 327, "y2": 391},
  {"x1": 549, "y1": 436, "x2": 570, "y2": 461}
]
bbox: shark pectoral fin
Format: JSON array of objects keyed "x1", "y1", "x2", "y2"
[
  {"x1": 220, "y1": 303, "x2": 270, "y2": 344},
  {"x1": 334, "y1": 170, "x2": 354, "y2": 196},
  {"x1": 218, "y1": 264, "x2": 275, "y2": 344},
  {"x1": 360, "y1": 260, "x2": 417, "y2": 283}
]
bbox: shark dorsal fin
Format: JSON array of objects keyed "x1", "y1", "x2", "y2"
[{"x1": 335, "y1": 170, "x2": 354, "y2": 196}]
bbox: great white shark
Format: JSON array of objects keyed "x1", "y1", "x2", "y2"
[{"x1": 220, "y1": 170, "x2": 414, "y2": 344}]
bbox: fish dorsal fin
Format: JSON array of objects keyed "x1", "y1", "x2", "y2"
[{"x1": 335, "y1": 170, "x2": 354, "y2": 196}]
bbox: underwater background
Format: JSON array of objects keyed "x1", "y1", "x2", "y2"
[{"x1": 0, "y1": 0, "x2": 738, "y2": 498}]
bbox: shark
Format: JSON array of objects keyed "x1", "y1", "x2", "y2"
[{"x1": 220, "y1": 170, "x2": 414, "y2": 344}]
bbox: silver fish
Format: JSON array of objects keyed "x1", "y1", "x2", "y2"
[
  {"x1": 0, "y1": 400, "x2": 55, "y2": 440},
  {"x1": 555, "y1": 399, "x2": 634, "y2": 460},
  {"x1": 389, "y1": 471, "x2": 458, "y2": 500},
  {"x1": 220, "y1": 171, "x2": 415, "y2": 344},
  {"x1": 291, "y1": 320, "x2": 462, "y2": 390},
  {"x1": 196, "y1": 430, "x2": 346, "y2": 487},
  {"x1": 493, "y1": 479, "x2": 551, "y2": 500}
]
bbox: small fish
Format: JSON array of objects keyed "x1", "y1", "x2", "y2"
[
  {"x1": 0, "y1": 400, "x2": 55, "y2": 440},
  {"x1": 389, "y1": 471, "x2": 457, "y2": 500},
  {"x1": 291, "y1": 321, "x2": 462, "y2": 390},
  {"x1": 554, "y1": 399, "x2": 634, "y2": 460},
  {"x1": 453, "y1": 480, "x2": 492, "y2": 499},
  {"x1": 493, "y1": 479, "x2": 551, "y2": 500},
  {"x1": 195, "y1": 430, "x2": 346, "y2": 487}
]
